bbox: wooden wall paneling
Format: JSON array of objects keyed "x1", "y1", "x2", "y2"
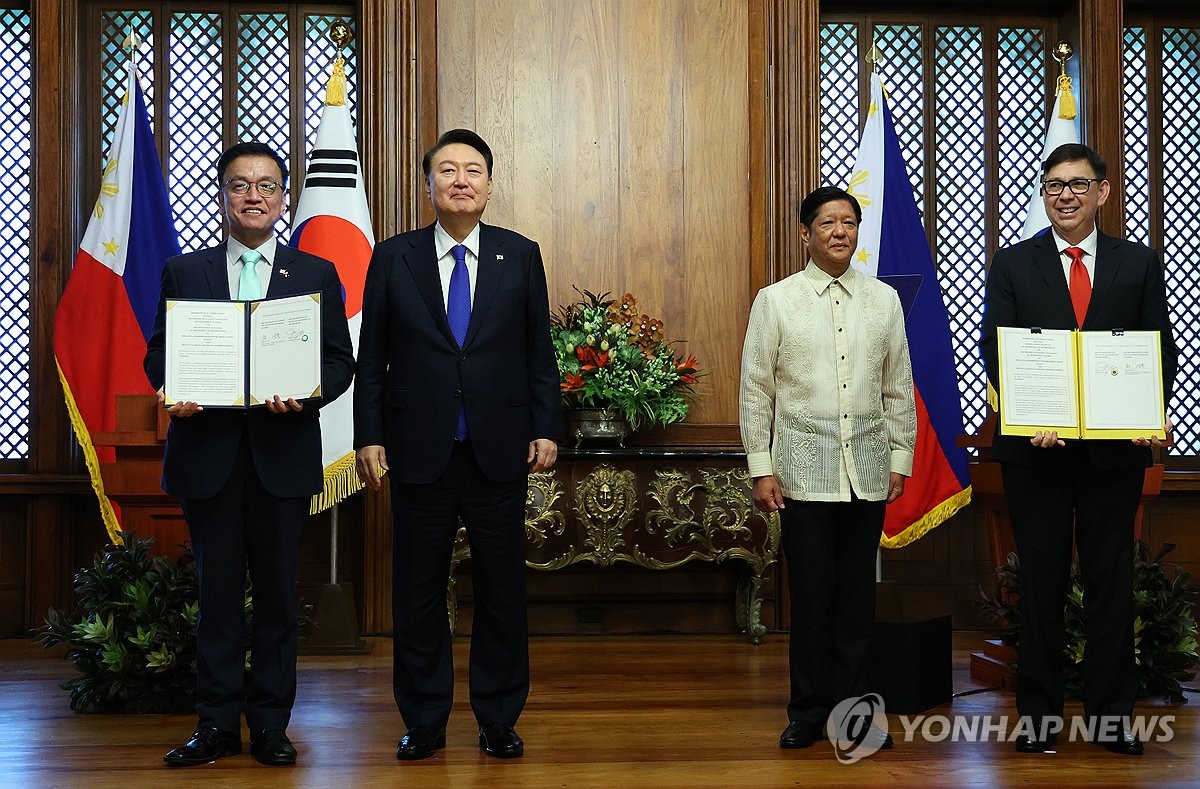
[
  {"x1": 359, "y1": 0, "x2": 424, "y2": 239},
  {"x1": 550, "y1": 0, "x2": 621, "y2": 303},
  {"x1": 434, "y1": 0, "x2": 758, "y2": 427},
  {"x1": 1077, "y1": 0, "x2": 1126, "y2": 236},
  {"x1": 24, "y1": 0, "x2": 84, "y2": 632},
  {"x1": 768, "y1": 0, "x2": 820, "y2": 285},
  {"x1": 681, "y1": 0, "x2": 749, "y2": 424},
  {"x1": 616, "y1": 0, "x2": 683, "y2": 333},
  {"x1": 357, "y1": 0, "x2": 423, "y2": 631}
]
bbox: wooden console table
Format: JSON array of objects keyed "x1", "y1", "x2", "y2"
[{"x1": 449, "y1": 448, "x2": 781, "y2": 643}]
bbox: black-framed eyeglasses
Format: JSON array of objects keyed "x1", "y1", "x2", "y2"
[
  {"x1": 224, "y1": 179, "x2": 281, "y2": 197},
  {"x1": 1041, "y1": 178, "x2": 1100, "y2": 196}
]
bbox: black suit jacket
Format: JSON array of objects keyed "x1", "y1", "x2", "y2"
[
  {"x1": 144, "y1": 244, "x2": 355, "y2": 499},
  {"x1": 980, "y1": 231, "x2": 1179, "y2": 470},
  {"x1": 353, "y1": 222, "x2": 562, "y2": 483}
]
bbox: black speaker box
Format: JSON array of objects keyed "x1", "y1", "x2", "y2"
[{"x1": 868, "y1": 614, "x2": 953, "y2": 714}]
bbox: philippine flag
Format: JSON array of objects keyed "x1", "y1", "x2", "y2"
[
  {"x1": 54, "y1": 61, "x2": 180, "y2": 543},
  {"x1": 290, "y1": 74, "x2": 374, "y2": 513},
  {"x1": 846, "y1": 73, "x2": 972, "y2": 547}
]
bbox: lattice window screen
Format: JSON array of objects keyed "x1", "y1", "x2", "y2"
[
  {"x1": 996, "y1": 27, "x2": 1046, "y2": 249},
  {"x1": 96, "y1": 5, "x2": 357, "y2": 253},
  {"x1": 1159, "y1": 27, "x2": 1200, "y2": 459},
  {"x1": 1122, "y1": 27, "x2": 1152, "y2": 248},
  {"x1": 0, "y1": 6, "x2": 31, "y2": 459},
  {"x1": 817, "y1": 19, "x2": 1047, "y2": 442},
  {"x1": 818, "y1": 23, "x2": 859, "y2": 193},
  {"x1": 933, "y1": 27, "x2": 988, "y2": 437},
  {"x1": 874, "y1": 25, "x2": 925, "y2": 218},
  {"x1": 168, "y1": 12, "x2": 224, "y2": 253}
]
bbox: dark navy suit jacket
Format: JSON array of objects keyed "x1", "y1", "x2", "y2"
[
  {"x1": 353, "y1": 222, "x2": 562, "y2": 483},
  {"x1": 144, "y1": 243, "x2": 355, "y2": 499},
  {"x1": 981, "y1": 231, "x2": 1178, "y2": 470}
]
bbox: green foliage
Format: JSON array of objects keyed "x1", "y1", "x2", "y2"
[
  {"x1": 976, "y1": 541, "x2": 1200, "y2": 702},
  {"x1": 551, "y1": 288, "x2": 701, "y2": 430},
  {"x1": 36, "y1": 533, "x2": 199, "y2": 713}
]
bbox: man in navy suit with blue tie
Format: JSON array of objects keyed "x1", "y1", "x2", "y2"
[
  {"x1": 354, "y1": 129, "x2": 561, "y2": 761},
  {"x1": 146, "y1": 142, "x2": 355, "y2": 766},
  {"x1": 982, "y1": 143, "x2": 1178, "y2": 756}
]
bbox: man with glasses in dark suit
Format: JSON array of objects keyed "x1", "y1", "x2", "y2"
[
  {"x1": 981, "y1": 142, "x2": 1178, "y2": 756},
  {"x1": 146, "y1": 141, "x2": 354, "y2": 767}
]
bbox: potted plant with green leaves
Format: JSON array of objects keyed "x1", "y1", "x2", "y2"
[{"x1": 976, "y1": 541, "x2": 1199, "y2": 701}]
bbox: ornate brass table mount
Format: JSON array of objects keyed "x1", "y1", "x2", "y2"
[{"x1": 449, "y1": 449, "x2": 780, "y2": 644}]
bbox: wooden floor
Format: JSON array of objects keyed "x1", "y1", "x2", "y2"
[{"x1": 3, "y1": 632, "x2": 1197, "y2": 788}]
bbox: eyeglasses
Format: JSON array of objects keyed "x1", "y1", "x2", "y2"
[
  {"x1": 224, "y1": 179, "x2": 281, "y2": 197},
  {"x1": 1042, "y1": 178, "x2": 1100, "y2": 196}
]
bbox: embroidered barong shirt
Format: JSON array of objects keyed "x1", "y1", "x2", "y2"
[{"x1": 739, "y1": 263, "x2": 917, "y2": 502}]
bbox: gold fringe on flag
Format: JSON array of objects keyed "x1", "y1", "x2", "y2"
[
  {"x1": 1056, "y1": 73, "x2": 1077, "y2": 120},
  {"x1": 309, "y1": 451, "x2": 364, "y2": 514},
  {"x1": 55, "y1": 360, "x2": 124, "y2": 545},
  {"x1": 880, "y1": 485, "x2": 973, "y2": 549},
  {"x1": 325, "y1": 56, "x2": 347, "y2": 107}
]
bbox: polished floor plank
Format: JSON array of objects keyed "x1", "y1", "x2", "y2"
[{"x1": 2, "y1": 634, "x2": 1197, "y2": 788}]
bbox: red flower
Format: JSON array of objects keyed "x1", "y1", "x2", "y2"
[
  {"x1": 561, "y1": 372, "x2": 586, "y2": 391},
  {"x1": 576, "y1": 346, "x2": 609, "y2": 371},
  {"x1": 676, "y1": 354, "x2": 699, "y2": 384}
]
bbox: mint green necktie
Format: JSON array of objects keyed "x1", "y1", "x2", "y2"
[{"x1": 239, "y1": 250, "x2": 263, "y2": 300}]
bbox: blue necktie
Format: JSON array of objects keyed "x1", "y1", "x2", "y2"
[{"x1": 447, "y1": 244, "x2": 471, "y2": 440}]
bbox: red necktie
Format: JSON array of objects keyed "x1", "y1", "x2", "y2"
[{"x1": 1066, "y1": 246, "x2": 1090, "y2": 327}]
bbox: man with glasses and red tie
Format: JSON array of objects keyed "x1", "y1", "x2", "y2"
[
  {"x1": 981, "y1": 142, "x2": 1178, "y2": 756},
  {"x1": 145, "y1": 141, "x2": 354, "y2": 767}
]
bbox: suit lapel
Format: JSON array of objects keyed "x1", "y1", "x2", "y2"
[
  {"x1": 205, "y1": 244, "x2": 232, "y2": 299},
  {"x1": 404, "y1": 225, "x2": 458, "y2": 347},
  {"x1": 466, "y1": 223, "x2": 505, "y2": 349},
  {"x1": 266, "y1": 245, "x2": 299, "y2": 296},
  {"x1": 1085, "y1": 233, "x2": 1122, "y2": 327},
  {"x1": 1030, "y1": 233, "x2": 1076, "y2": 327}
]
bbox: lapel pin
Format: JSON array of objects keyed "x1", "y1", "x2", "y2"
[
  {"x1": 279, "y1": 268, "x2": 290, "y2": 278},
  {"x1": 496, "y1": 254, "x2": 504, "y2": 260}
]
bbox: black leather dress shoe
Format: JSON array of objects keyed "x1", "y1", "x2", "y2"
[
  {"x1": 1015, "y1": 733, "x2": 1058, "y2": 753},
  {"x1": 163, "y1": 724, "x2": 242, "y2": 766},
  {"x1": 250, "y1": 729, "x2": 297, "y2": 766},
  {"x1": 396, "y1": 725, "x2": 446, "y2": 760},
  {"x1": 1094, "y1": 728, "x2": 1144, "y2": 756},
  {"x1": 478, "y1": 723, "x2": 524, "y2": 758},
  {"x1": 779, "y1": 720, "x2": 817, "y2": 749}
]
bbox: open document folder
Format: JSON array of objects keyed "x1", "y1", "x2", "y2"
[
  {"x1": 996, "y1": 326, "x2": 1166, "y2": 440},
  {"x1": 164, "y1": 292, "x2": 324, "y2": 408}
]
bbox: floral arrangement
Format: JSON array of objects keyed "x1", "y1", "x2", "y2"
[{"x1": 551, "y1": 289, "x2": 700, "y2": 430}]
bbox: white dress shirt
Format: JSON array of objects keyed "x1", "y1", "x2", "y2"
[
  {"x1": 433, "y1": 221, "x2": 481, "y2": 308},
  {"x1": 226, "y1": 235, "x2": 277, "y2": 299},
  {"x1": 739, "y1": 263, "x2": 916, "y2": 502}
]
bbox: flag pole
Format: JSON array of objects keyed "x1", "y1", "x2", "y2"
[{"x1": 300, "y1": 20, "x2": 371, "y2": 654}]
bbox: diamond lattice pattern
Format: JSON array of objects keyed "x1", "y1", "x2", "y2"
[{"x1": 0, "y1": 8, "x2": 30, "y2": 458}]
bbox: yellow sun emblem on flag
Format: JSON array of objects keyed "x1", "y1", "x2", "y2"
[
  {"x1": 93, "y1": 158, "x2": 120, "y2": 219},
  {"x1": 847, "y1": 169, "x2": 872, "y2": 208}
]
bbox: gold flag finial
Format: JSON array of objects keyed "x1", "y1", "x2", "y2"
[
  {"x1": 324, "y1": 21, "x2": 352, "y2": 107},
  {"x1": 1052, "y1": 40, "x2": 1077, "y2": 120},
  {"x1": 865, "y1": 42, "x2": 882, "y2": 73},
  {"x1": 122, "y1": 29, "x2": 142, "y2": 53},
  {"x1": 1053, "y1": 40, "x2": 1074, "y2": 75}
]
